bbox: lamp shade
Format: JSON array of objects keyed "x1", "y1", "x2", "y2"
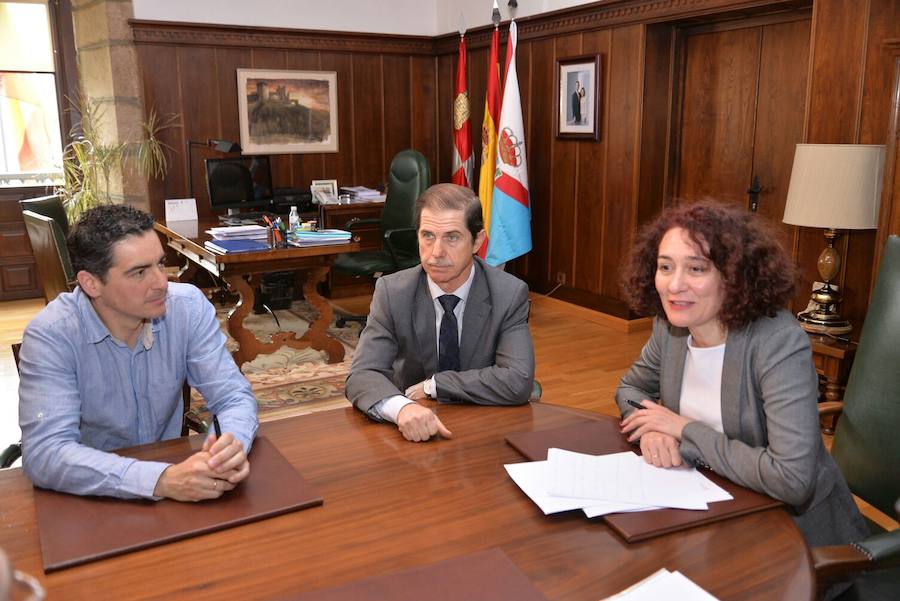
[{"x1": 783, "y1": 144, "x2": 885, "y2": 229}]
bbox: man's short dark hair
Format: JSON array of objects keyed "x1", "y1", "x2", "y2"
[
  {"x1": 414, "y1": 183, "x2": 484, "y2": 241},
  {"x1": 67, "y1": 204, "x2": 156, "y2": 280}
]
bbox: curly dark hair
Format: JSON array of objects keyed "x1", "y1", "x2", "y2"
[
  {"x1": 621, "y1": 201, "x2": 799, "y2": 330},
  {"x1": 67, "y1": 204, "x2": 156, "y2": 280}
]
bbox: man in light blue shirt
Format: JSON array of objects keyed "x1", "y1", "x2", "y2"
[{"x1": 18, "y1": 204, "x2": 258, "y2": 501}]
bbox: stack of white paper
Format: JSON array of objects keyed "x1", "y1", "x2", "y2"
[
  {"x1": 205, "y1": 225, "x2": 268, "y2": 241},
  {"x1": 504, "y1": 448, "x2": 731, "y2": 518},
  {"x1": 602, "y1": 568, "x2": 719, "y2": 600}
]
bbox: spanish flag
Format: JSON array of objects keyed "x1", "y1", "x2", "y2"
[{"x1": 477, "y1": 25, "x2": 501, "y2": 259}]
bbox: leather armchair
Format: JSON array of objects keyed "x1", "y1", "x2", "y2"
[
  {"x1": 333, "y1": 149, "x2": 430, "y2": 326},
  {"x1": 22, "y1": 210, "x2": 75, "y2": 303},
  {"x1": 813, "y1": 235, "x2": 900, "y2": 600},
  {"x1": 20, "y1": 195, "x2": 75, "y2": 302}
]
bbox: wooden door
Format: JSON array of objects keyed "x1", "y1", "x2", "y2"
[{"x1": 670, "y1": 14, "x2": 811, "y2": 234}]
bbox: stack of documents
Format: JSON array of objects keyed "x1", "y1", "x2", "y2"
[
  {"x1": 288, "y1": 229, "x2": 351, "y2": 247},
  {"x1": 205, "y1": 224, "x2": 268, "y2": 242},
  {"x1": 204, "y1": 238, "x2": 270, "y2": 254},
  {"x1": 505, "y1": 448, "x2": 732, "y2": 518},
  {"x1": 340, "y1": 185, "x2": 386, "y2": 201},
  {"x1": 603, "y1": 568, "x2": 719, "y2": 600}
]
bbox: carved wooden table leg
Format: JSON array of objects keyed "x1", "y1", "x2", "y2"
[
  {"x1": 223, "y1": 268, "x2": 345, "y2": 368},
  {"x1": 223, "y1": 273, "x2": 258, "y2": 367},
  {"x1": 299, "y1": 265, "x2": 345, "y2": 364}
]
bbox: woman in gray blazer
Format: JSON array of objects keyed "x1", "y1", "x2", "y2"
[{"x1": 616, "y1": 202, "x2": 867, "y2": 549}]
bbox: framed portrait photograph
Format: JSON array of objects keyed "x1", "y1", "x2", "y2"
[
  {"x1": 310, "y1": 179, "x2": 338, "y2": 204},
  {"x1": 237, "y1": 68, "x2": 339, "y2": 154},
  {"x1": 555, "y1": 54, "x2": 602, "y2": 140}
]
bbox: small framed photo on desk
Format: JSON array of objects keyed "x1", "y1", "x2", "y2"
[{"x1": 311, "y1": 179, "x2": 338, "y2": 204}]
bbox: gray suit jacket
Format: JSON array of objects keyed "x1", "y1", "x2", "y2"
[
  {"x1": 616, "y1": 311, "x2": 868, "y2": 547},
  {"x1": 346, "y1": 256, "x2": 535, "y2": 414}
]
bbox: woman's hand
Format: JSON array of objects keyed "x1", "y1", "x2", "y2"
[
  {"x1": 620, "y1": 400, "x2": 691, "y2": 443},
  {"x1": 638, "y1": 431, "x2": 683, "y2": 468}
]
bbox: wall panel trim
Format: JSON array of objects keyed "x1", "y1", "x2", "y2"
[{"x1": 131, "y1": 20, "x2": 435, "y2": 55}]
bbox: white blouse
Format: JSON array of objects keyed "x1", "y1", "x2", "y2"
[{"x1": 679, "y1": 335, "x2": 726, "y2": 433}]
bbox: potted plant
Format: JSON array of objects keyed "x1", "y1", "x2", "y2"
[{"x1": 57, "y1": 96, "x2": 179, "y2": 220}]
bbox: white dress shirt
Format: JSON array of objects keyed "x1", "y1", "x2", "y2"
[{"x1": 373, "y1": 264, "x2": 476, "y2": 423}]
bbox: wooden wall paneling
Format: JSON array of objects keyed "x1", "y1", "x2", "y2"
[
  {"x1": 752, "y1": 18, "x2": 810, "y2": 241},
  {"x1": 382, "y1": 55, "x2": 413, "y2": 176},
  {"x1": 216, "y1": 47, "x2": 254, "y2": 157},
  {"x1": 410, "y1": 55, "x2": 438, "y2": 178},
  {"x1": 549, "y1": 34, "x2": 582, "y2": 290},
  {"x1": 674, "y1": 26, "x2": 761, "y2": 206},
  {"x1": 179, "y1": 46, "x2": 224, "y2": 222},
  {"x1": 874, "y1": 41, "x2": 900, "y2": 281},
  {"x1": 806, "y1": 0, "x2": 868, "y2": 143},
  {"x1": 286, "y1": 50, "x2": 327, "y2": 189},
  {"x1": 250, "y1": 49, "x2": 294, "y2": 188},
  {"x1": 600, "y1": 25, "x2": 644, "y2": 300},
  {"x1": 572, "y1": 29, "x2": 611, "y2": 294},
  {"x1": 636, "y1": 24, "x2": 672, "y2": 229},
  {"x1": 527, "y1": 37, "x2": 556, "y2": 289},
  {"x1": 351, "y1": 54, "x2": 385, "y2": 186},
  {"x1": 320, "y1": 52, "x2": 356, "y2": 186},
  {"x1": 858, "y1": 0, "x2": 900, "y2": 145},
  {"x1": 136, "y1": 44, "x2": 185, "y2": 219}
]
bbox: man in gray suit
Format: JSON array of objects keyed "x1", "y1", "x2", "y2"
[{"x1": 345, "y1": 183, "x2": 535, "y2": 442}]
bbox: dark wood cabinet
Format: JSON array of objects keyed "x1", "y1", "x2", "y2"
[
  {"x1": 318, "y1": 201, "x2": 383, "y2": 298},
  {"x1": 0, "y1": 188, "x2": 45, "y2": 300}
]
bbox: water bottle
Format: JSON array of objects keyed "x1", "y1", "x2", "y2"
[{"x1": 288, "y1": 206, "x2": 300, "y2": 233}]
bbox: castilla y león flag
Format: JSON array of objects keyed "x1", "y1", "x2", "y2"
[
  {"x1": 487, "y1": 20, "x2": 531, "y2": 266},
  {"x1": 451, "y1": 34, "x2": 473, "y2": 188}
]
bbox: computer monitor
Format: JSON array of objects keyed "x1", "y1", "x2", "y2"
[{"x1": 205, "y1": 155, "x2": 274, "y2": 215}]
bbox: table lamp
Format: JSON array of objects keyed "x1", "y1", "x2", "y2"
[{"x1": 782, "y1": 143, "x2": 885, "y2": 334}]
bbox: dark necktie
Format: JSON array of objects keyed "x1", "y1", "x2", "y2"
[{"x1": 437, "y1": 294, "x2": 461, "y2": 372}]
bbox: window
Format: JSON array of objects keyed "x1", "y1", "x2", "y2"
[{"x1": 0, "y1": 0, "x2": 64, "y2": 187}]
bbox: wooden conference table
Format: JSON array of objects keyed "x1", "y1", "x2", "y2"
[
  {"x1": 0, "y1": 403, "x2": 813, "y2": 600},
  {"x1": 154, "y1": 220, "x2": 360, "y2": 366}
]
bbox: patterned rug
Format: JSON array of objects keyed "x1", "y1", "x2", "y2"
[{"x1": 190, "y1": 300, "x2": 362, "y2": 423}]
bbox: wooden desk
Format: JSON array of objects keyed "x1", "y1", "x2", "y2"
[
  {"x1": 0, "y1": 403, "x2": 814, "y2": 600},
  {"x1": 318, "y1": 201, "x2": 382, "y2": 298},
  {"x1": 154, "y1": 221, "x2": 360, "y2": 366}
]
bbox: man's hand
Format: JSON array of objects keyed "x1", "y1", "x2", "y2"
[
  {"x1": 637, "y1": 431, "x2": 683, "y2": 468},
  {"x1": 397, "y1": 403, "x2": 452, "y2": 442},
  {"x1": 153, "y1": 433, "x2": 250, "y2": 501},
  {"x1": 404, "y1": 380, "x2": 429, "y2": 400},
  {"x1": 202, "y1": 432, "x2": 250, "y2": 485}
]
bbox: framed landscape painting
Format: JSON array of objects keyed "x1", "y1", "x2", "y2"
[
  {"x1": 555, "y1": 54, "x2": 601, "y2": 140},
  {"x1": 237, "y1": 68, "x2": 339, "y2": 154}
]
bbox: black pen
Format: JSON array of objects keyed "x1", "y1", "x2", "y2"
[
  {"x1": 212, "y1": 415, "x2": 222, "y2": 438},
  {"x1": 626, "y1": 399, "x2": 645, "y2": 411}
]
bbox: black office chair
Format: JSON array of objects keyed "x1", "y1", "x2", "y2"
[
  {"x1": 813, "y1": 235, "x2": 900, "y2": 600},
  {"x1": 333, "y1": 149, "x2": 430, "y2": 327}
]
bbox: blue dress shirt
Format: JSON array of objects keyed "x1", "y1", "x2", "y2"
[{"x1": 18, "y1": 283, "x2": 258, "y2": 499}]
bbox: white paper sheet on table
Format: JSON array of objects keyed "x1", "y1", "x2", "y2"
[
  {"x1": 602, "y1": 568, "x2": 720, "y2": 600},
  {"x1": 505, "y1": 461, "x2": 658, "y2": 515},
  {"x1": 547, "y1": 448, "x2": 720, "y2": 510}
]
